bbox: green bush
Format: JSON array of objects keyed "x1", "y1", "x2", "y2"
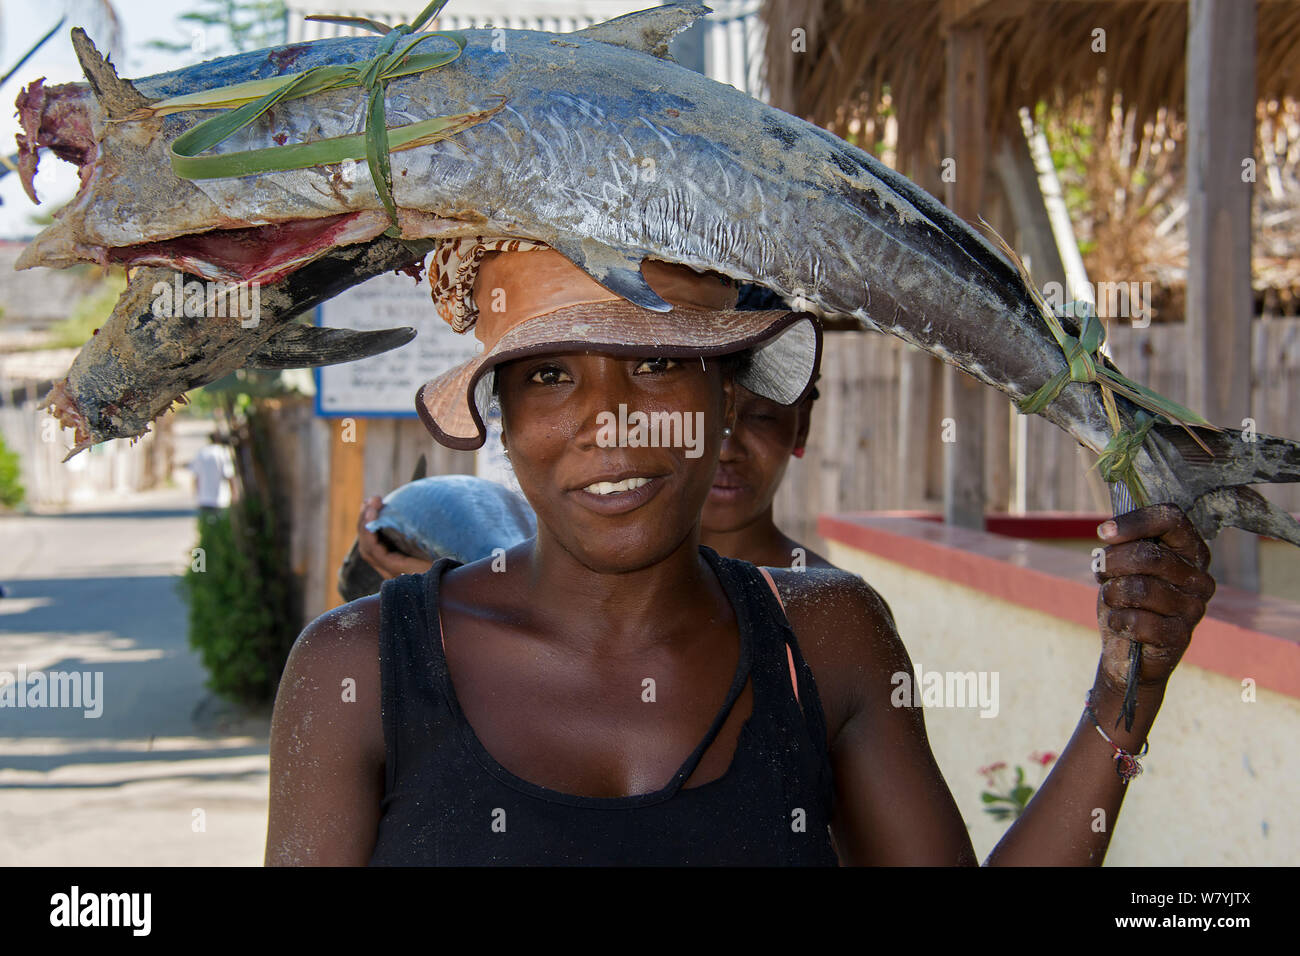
[
  {"x1": 0, "y1": 432, "x2": 24, "y2": 509},
  {"x1": 178, "y1": 492, "x2": 298, "y2": 706}
]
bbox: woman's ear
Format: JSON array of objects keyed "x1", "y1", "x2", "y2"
[{"x1": 794, "y1": 397, "x2": 814, "y2": 449}]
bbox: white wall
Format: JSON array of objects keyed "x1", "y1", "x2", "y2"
[{"x1": 827, "y1": 541, "x2": 1300, "y2": 866}]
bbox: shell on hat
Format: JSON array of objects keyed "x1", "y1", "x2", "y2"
[{"x1": 428, "y1": 236, "x2": 551, "y2": 333}]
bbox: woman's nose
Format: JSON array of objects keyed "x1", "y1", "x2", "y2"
[
  {"x1": 718, "y1": 427, "x2": 745, "y2": 462},
  {"x1": 572, "y1": 358, "x2": 635, "y2": 449}
]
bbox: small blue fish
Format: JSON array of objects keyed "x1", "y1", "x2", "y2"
[
  {"x1": 365, "y1": 474, "x2": 536, "y2": 562},
  {"x1": 339, "y1": 474, "x2": 535, "y2": 601}
]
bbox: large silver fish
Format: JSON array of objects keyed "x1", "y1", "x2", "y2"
[{"x1": 15, "y1": 2, "x2": 1300, "y2": 545}]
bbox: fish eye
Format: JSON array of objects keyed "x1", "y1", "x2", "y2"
[
  {"x1": 528, "y1": 364, "x2": 573, "y2": 385},
  {"x1": 633, "y1": 357, "x2": 681, "y2": 374}
]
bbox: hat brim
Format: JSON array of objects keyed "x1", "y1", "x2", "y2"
[{"x1": 415, "y1": 303, "x2": 822, "y2": 450}]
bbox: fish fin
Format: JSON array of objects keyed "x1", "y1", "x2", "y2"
[
  {"x1": 1150, "y1": 422, "x2": 1300, "y2": 487},
  {"x1": 1186, "y1": 485, "x2": 1300, "y2": 547},
  {"x1": 410, "y1": 454, "x2": 428, "y2": 482},
  {"x1": 70, "y1": 28, "x2": 153, "y2": 120},
  {"x1": 243, "y1": 324, "x2": 416, "y2": 369},
  {"x1": 1146, "y1": 423, "x2": 1300, "y2": 545},
  {"x1": 572, "y1": 2, "x2": 711, "y2": 60},
  {"x1": 547, "y1": 239, "x2": 673, "y2": 312}
]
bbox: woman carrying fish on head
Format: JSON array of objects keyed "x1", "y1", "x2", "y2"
[{"x1": 265, "y1": 239, "x2": 1216, "y2": 866}]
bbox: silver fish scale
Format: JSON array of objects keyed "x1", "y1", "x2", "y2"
[{"x1": 132, "y1": 30, "x2": 1073, "y2": 420}]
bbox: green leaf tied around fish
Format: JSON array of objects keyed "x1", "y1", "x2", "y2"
[
  {"x1": 129, "y1": 0, "x2": 496, "y2": 234},
  {"x1": 979, "y1": 219, "x2": 1222, "y2": 508}
]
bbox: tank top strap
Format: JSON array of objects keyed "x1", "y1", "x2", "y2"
[
  {"x1": 701, "y1": 549, "x2": 832, "y2": 764},
  {"x1": 376, "y1": 559, "x2": 460, "y2": 799},
  {"x1": 662, "y1": 605, "x2": 752, "y2": 795}
]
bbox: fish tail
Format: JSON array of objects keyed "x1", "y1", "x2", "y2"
[{"x1": 1146, "y1": 423, "x2": 1300, "y2": 544}]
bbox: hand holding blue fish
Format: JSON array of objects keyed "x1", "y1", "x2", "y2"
[{"x1": 357, "y1": 496, "x2": 435, "y2": 579}]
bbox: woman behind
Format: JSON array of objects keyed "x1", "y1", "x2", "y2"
[
  {"x1": 702, "y1": 283, "x2": 833, "y2": 571},
  {"x1": 703, "y1": 379, "x2": 831, "y2": 570},
  {"x1": 268, "y1": 241, "x2": 1214, "y2": 865}
]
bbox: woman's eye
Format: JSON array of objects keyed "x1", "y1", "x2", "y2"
[
  {"x1": 528, "y1": 366, "x2": 573, "y2": 385},
  {"x1": 633, "y1": 357, "x2": 680, "y2": 374}
]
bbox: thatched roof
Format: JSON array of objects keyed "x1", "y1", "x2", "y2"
[
  {"x1": 759, "y1": 0, "x2": 1300, "y2": 307},
  {"x1": 761, "y1": 0, "x2": 1300, "y2": 172}
]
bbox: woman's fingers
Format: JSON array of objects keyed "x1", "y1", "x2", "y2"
[
  {"x1": 1101, "y1": 605, "x2": 1192, "y2": 649},
  {"x1": 356, "y1": 496, "x2": 434, "y2": 579},
  {"x1": 1096, "y1": 540, "x2": 1216, "y2": 600},
  {"x1": 1093, "y1": 502, "x2": 1216, "y2": 690},
  {"x1": 1097, "y1": 502, "x2": 1211, "y2": 571},
  {"x1": 370, "y1": 547, "x2": 434, "y2": 578},
  {"x1": 357, "y1": 496, "x2": 398, "y2": 576},
  {"x1": 356, "y1": 495, "x2": 382, "y2": 534},
  {"x1": 1100, "y1": 573, "x2": 1212, "y2": 622}
]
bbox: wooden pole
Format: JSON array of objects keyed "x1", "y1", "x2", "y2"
[
  {"x1": 981, "y1": 160, "x2": 1014, "y2": 513},
  {"x1": 902, "y1": 138, "x2": 948, "y2": 511},
  {"x1": 942, "y1": 16, "x2": 988, "y2": 529},
  {"x1": 1186, "y1": 0, "x2": 1259, "y2": 590},
  {"x1": 896, "y1": 344, "x2": 935, "y2": 510},
  {"x1": 325, "y1": 417, "x2": 367, "y2": 612},
  {"x1": 994, "y1": 119, "x2": 1067, "y2": 516}
]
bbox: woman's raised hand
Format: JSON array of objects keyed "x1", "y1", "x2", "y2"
[{"x1": 1093, "y1": 503, "x2": 1216, "y2": 694}]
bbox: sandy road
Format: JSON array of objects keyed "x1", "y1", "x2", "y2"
[{"x1": 0, "y1": 485, "x2": 271, "y2": 866}]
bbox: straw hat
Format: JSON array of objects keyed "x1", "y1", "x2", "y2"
[{"x1": 416, "y1": 237, "x2": 821, "y2": 450}]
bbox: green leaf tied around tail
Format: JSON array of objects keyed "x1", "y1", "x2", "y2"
[
  {"x1": 978, "y1": 219, "x2": 1224, "y2": 507},
  {"x1": 131, "y1": 0, "x2": 495, "y2": 233},
  {"x1": 1093, "y1": 410, "x2": 1160, "y2": 507}
]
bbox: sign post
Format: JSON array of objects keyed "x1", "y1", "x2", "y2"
[{"x1": 315, "y1": 270, "x2": 482, "y2": 610}]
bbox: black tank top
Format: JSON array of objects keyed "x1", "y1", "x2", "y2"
[{"x1": 369, "y1": 545, "x2": 839, "y2": 866}]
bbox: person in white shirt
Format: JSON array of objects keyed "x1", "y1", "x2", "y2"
[{"x1": 189, "y1": 433, "x2": 236, "y2": 516}]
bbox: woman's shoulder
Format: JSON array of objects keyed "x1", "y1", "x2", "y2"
[
  {"x1": 273, "y1": 595, "x2": 387, "y2": 762},
  {"x1": 762, "y1": 566, "x2": 906, "y2": 740},
  {"x1": 762, "y1": 565, "x2": 897, "y2": 636},
  {"x1": 290, "y1": 593, "x2": 384, "y2": 667},
  {"x1": 267, "y1": 594, "x2": 388, "y2": 864}
]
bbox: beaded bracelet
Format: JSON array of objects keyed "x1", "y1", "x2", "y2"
[{"x1": 1084, "y1": 690, "x2": 1150, "y2": 783}]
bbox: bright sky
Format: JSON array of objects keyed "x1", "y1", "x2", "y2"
[{"x1": 0, "y1": 0, "x2": 238, "y2": 238}]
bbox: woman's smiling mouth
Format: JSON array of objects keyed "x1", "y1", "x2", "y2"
[
  {"x1": 570, "y1": 473, "x2": 667, "y2": 515},
  {"x1": 583, "y1": 476, "x2": 653, "y2": 495}
]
